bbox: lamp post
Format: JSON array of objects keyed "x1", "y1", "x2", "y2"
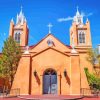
[
  {"x1": 64, "y1": 69, "x2": 67, "y2": 77},
  {"x1": 34, "y1": 70, "x2": 37, "y2": 77}
]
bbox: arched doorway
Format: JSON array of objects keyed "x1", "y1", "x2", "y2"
[{"x1": 43, "y1": 69, "x2": 57, "y2": 94}]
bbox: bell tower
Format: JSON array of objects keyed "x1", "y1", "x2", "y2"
[
  {"x1": 70, "y1": 7, "x2": 92, "y2": 48},
  {"x1": 9, "y1": 7, "x2": 29, "y2": 47}
]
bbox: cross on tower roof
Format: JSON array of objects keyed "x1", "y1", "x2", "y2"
[
  {"x1": 76, "y1": 6, "x2": 80, "y2": 16},
  {"x1": 77, "y1": 6, "x2": 79, "y2": 12},
  {"x1": 47, "y1": 23, "x2": 53, "y2": 33},
  {"x1": 21, "y1": 6, "x2": 23, "y2": 11}
]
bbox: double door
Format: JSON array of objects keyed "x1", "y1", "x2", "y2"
[{"x1": 43, "y1": 74, "x2": 57, "y2": 94}]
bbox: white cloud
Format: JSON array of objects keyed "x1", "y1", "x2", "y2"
[
  {"x1": 81, "y1": 12, "x2": 93, "y2": 17},
  {"x1": 58, "y1": 11, "x2": 93, "y2": 22},
  {"x1": 58, "y1": 16, "x2": 73, "y2": 22},
  {"x1": 87, "y1": 12, "x2": 93, "y2": 17}
]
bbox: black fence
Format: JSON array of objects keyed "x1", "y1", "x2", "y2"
[
  {"x1": 2, "y1": 88, "x2": 20, "y2": 97},
  {"x1": 81, "y1": 88, "x2": 99, "y2": 97}
]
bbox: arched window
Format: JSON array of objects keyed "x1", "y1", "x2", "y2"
[
  {"x1": 18, "y1": 33, "x2": 20, "y2": 43},
  {"x1": 15, "y1": 33, "x2": 18, "y2": 41},
  {"x1": 78, "y1": 31, "x2": 85, "y2": 44},
  {"x1": 14, "y1": 32, "x2": 20, "y2": 43},
  {"x1": 79, "y1": 33, "x2": 82, "y2": 43},
  {"x1": 82, "y1": 32, "x2": 85, "y2": 43}
]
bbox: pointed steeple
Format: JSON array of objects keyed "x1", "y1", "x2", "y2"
[
  {"x1": 76, "y1": 6, "x2": 80, "y2": 16},
  {"x1": 21, "y1": 6, "x2": 23, "y2": 13},
  {"x1": 16, "y1": 6, "x2": 27, "y2": 25},
  {"x1": 86, "y1": 18, "x2": 89, "y2": 23},
  {"x1": 19, "y1": 6, "x2": 23, "y2": 17},
  {"x1": 73, "y1": 6, "x2": 83, "y2": 25},
  {"x1": 11, "y1": 18, "x2": 14, "y2": 23},
  {"x1": 9, "y1": 6, "x2": 29, "y2": 47}
]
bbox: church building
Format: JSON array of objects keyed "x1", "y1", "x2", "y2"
[{"x1": 9, "y1": 7, "x2": 93, "y2": 95}]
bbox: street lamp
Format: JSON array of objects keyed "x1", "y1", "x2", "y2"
[
  {"x1": 34, "y1": 70, "x2": 37, "y2": 77},
  {"x1": 64, "y1": 69, "x2": 67, "y2": 77}
]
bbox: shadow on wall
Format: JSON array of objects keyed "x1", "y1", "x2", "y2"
[
  {"x1": 66, "y1": 75, "x2": 71, "y2": 85},
  {"x1": 64, "y1": 71, "x2": 71, "y2": 85},
  {"x1": 34, "y1": 71, "x2": 41, "y2": 85}
]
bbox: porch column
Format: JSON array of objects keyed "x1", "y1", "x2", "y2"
[
  {"x1": 40, "y1": 74, "x2": 43, "y2": 95},
  {"x1": 58, "y1": 72, "x2": 61, "y2": 95},
  {"x1": 70, "y1": 52, "x2": 81, "y2": 95}
]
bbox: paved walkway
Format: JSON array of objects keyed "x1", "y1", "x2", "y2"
[{"x1": 0, "y1": 95, "x2": 100, "y2": 100}]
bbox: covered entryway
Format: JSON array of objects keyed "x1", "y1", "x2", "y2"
[{"x1": 43, "y1": 69, "x2": 57, "y2": 94}]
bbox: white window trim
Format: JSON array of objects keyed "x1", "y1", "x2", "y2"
[
  {"x1": 78, "y1": 30, "x2": 86, "y2": 45},
  {"x1": 14, "y1": 32, "x2": 21, "y2": 43}
]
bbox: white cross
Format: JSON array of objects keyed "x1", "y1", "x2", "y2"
[
  {"x1": 21, "y1": 6, "x2": 23, "y2": 10},
  {"x1": 77, "y1": 6, "x2": 79, "y2": 11},
  {"x1": 47, "y1": 23, "x2": 53, "y2": 33},
  {"x1": 20, "y1": 6, "x2": 23, "y2": 13}
]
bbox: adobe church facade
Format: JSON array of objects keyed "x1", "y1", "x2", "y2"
[{"x1": 9, "y1": 8, "x2": 93, "y2": 95}]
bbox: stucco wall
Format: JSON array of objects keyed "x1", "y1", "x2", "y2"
[
  {"x1": 79, "y1": 53, "x2": 93, "y2": 89},
  {"x1": 11, "y1": 54, "x2": 31, "y2": 95},
  {"x1": 31, "y1": 48, "x2": 70, "y2": 95}
]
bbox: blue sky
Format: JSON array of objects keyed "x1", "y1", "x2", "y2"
[{"x1": 0, "y1": 0, "x2": 100, "y2": 52}]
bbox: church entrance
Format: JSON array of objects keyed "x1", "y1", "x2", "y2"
[{"x1": 43, "y1": 69, "x2": 57, "y2": 94}]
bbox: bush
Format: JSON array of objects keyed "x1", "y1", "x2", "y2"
[{"x1": 84, "y1": 68, "x2": 100, "y2": 90}]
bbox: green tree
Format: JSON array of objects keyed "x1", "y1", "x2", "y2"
[
  {"x1": 87, "y1": 48, "x2": 97, "y2": 65},
  {"x1": 84, "y1": 68, "x2": 100, "y2": 90},
  {"x1": 87, "y1": 48, "x2": 100, "y2": 76},
  {"x1": 0, "y1": 36, "x2": 21, "y2": 87},
  {"x1": 86, "y1": 48, "x2": 100, "y2": 90}
]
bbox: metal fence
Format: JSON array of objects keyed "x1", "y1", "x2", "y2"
[
  {"x1": 2, "y1": 88, "x2": 20, "y2": 97},
  {"x1": 81, "y1": 88, "x2": 99, "y2": 97}
]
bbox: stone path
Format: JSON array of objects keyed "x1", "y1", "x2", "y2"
[{"x1": 0, "y1": 95, "x2": 99, "y2": 100}]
